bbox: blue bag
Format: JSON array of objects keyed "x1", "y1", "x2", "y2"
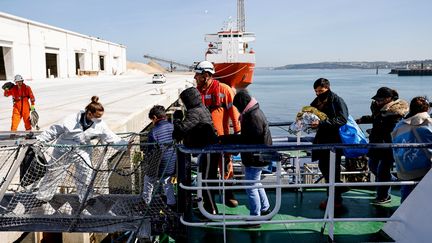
[{"x1": 339, "y1": 115, "x2": 368, "y2": 158}]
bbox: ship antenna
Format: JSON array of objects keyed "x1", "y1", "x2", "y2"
[{"x1": 237, "y1": 0, "x2": 245, "y2": 32}]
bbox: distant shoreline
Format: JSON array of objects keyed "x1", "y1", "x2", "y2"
[{"x1": 260, "y1": 60, "x2": 432, "y2": 70}]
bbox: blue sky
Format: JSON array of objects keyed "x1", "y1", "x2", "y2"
[{"x1": 1, "y1": 0, "x2": 431, "y2": 67}]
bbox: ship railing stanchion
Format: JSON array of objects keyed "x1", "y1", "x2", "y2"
[
  {"x1": 221, "y1": 151, "x2": 227, "y2": 243},
  {"x1": 275, "y1": 153, "x2": 282, "y2": 218},
  {"x1": 327, "y1": 150, "x2": 336, "y2": 242},
  {"x1": 295, "y1": 131, "x2": 302, "y2": 187},
  {"x1": 197, "y1": 168, "x2": 203, "y2": 213}
]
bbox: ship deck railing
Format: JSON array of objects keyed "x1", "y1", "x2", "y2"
[{"x1": 177, "y1": 142, "x2": 430, "y2": 243}]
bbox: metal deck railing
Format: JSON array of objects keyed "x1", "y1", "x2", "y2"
[{"x1": 177, "y1": 143, "x2": 431, "y2": 243}]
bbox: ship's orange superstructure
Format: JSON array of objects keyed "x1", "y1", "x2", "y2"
[{"x1": 204, "y1": 0, "x2": 255, "y2": 89}]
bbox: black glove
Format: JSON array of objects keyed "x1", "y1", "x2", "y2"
[
  {"x1": 173, "y1": 110, "x2": 184, "y2": 120},
  {"x1": 2, "y1": 82, "x2": 14, "y2": 90}
]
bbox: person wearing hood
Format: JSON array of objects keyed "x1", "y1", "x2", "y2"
[
  {"x1": 391, "y1": 96, "x2": 432, "y2": 202},
  {"x1": 35, "y1": 96, "x2": 129, "y2": 204},
  {"x1": 173, "y1": 87, "x2": 219, "y2": 215},
  {"x1": 229, "y1": 89, "x2": 271, "y2": 219},
  {"x1": 310, "y1": 78, "x2": 349, "y2": 210},
  {"x1": 357, "y1": 87, "x2": 409, "y2": 204}
]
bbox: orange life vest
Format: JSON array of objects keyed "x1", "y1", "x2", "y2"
[{"x1": 201, "y1": 79, "x2": 225, "y2": 111}]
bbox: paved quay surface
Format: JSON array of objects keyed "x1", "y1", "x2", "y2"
[{"x1": 0, "y1": 72, "x2": 193, "y2": 132}]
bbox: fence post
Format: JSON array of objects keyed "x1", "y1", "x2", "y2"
[
  {"x1": 0, "y1": 146, "x2": 26, "y2": 203},
  {"x1": 328, "y1": 151, "x2": 336, "y2": 241},
  {"x1": 174, "y1": 147, "x2": 191, "y2": 243},
  {"x1": 176, "y1": 148, "x2": 191, "y2": 214}
]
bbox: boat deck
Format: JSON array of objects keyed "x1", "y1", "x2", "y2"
[{"x1": 186, "y1": 188, "x2": 397, "y2": 242}]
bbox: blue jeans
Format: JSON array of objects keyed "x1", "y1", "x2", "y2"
[
  {"x1": 143, "y1": 175, "x2": 175, "y2": 205},
  {"x1": 368, "y1": 158, "x2": 393, "y2": 199},
  {"x1": 244, "y1": 167, "x2": 270, "y2": 216}
]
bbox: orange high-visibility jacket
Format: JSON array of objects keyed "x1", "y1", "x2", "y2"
[
  {"x1": 200, "y1": 79, "x2": 240, "y2": 136},
  {"x1": 4, "y1": 84, "x2": 35, "y2": 131}
]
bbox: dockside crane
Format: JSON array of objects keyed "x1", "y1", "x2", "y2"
[{"x1": 143, "y1": 54, "x2": 194, "y2": 72}]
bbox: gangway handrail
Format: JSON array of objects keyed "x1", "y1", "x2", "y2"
[
  {"x1": 180, "y1": 180, "x2": 418, "y2": 191},
  {"x1": 180, "y1": 215, "x2": 404, "y2": 226},
  {"x1": 178, "y1": 143, "x2": 432, "y2": 154}
]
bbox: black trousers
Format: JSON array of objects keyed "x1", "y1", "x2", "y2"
[
  {"x1": 199, "y1": 153, "x2": 220, "y2": 214},
  {"x1": 314, "y1": 148, "x2": 344, "y2": 203},
  {"x1": 220, "y1": 153, "x2": 236, "y2": 202}
]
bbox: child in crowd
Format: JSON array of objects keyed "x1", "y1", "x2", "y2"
[{"x1": 143, "y1": 105, "x2": 176, "y2": 208}]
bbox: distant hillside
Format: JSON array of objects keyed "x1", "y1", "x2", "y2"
[{"x1": 275, "y1": 60, "x2": 432, "y2": 70}]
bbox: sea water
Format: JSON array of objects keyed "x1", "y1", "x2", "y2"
[{"x1": 249, "y1": 69, "x2": 432, "y2": 136}]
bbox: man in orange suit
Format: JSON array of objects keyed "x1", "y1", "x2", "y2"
[
  {"x1": 4, "y1": 74, "x2": 36, "y2": 131},
  {"x1": 194, "y1": 61, "x2": 241, "y2": 207}
]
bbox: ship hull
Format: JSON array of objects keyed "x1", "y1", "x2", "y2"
[{"x1": 213, "y1": 62, "x2": 255, "y2": 89}]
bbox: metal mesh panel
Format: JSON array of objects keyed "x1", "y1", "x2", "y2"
[
  {"x1": 0, "y1": 136, "x2": 177, "y2": 233},
  {"x1": 0, "y1": 146, "x2": 20, "y2": 189}
]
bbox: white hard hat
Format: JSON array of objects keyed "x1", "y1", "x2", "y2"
[
  {"x1": 14, "y1": 74, "x2": 24, "y2": 82},
  {"x1": 194, "y1": 61, "x2": 215, "y2": 74}
]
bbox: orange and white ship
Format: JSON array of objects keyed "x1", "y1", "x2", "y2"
[{"x1": 204, "y1": 0, "x2": 255, "y2": 89}]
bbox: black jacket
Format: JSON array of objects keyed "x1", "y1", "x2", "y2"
[
  {"x1": 357, "y1": 99, "x2": 408, "y2": 161},
  {"x1": 220, "y1": 103, "x2": 272, "y2": 167},
  {"x1": 173, "y1": 87, "x2": 217, "y2": 147},
  {"x1": 311, "y1": 90, "x2": 349, "y2": 145}
]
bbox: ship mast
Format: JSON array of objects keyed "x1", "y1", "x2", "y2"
[{"x1": 237, "y1": 0, "x2": 245, "y2": 32}]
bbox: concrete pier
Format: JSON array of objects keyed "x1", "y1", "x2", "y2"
[
  {"x1": 0, "y1": 72, "x2": 193, "y2": 132},
  {"x1": 389, "y1": 68, "x2": 432, "y2": 76}
]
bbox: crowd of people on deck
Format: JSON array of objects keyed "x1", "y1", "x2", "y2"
[
  {"x1": 158, "y1": 62, "x2": 431, "y2": 222},
  {"x1": 7, "y1": 60, "x2": 432, "y2": 223}
]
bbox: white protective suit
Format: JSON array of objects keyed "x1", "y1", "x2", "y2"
[{"x1": 36, "y1": 111, "x2": 128, "y2": 203}]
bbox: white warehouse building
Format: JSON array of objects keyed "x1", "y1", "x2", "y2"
[{"x1": 0, "y1": 12, "x2": 126, "y2": 81}]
